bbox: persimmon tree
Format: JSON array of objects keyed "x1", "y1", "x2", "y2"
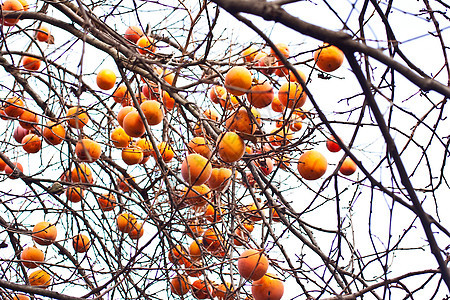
[{"x1": 1, "y1": 0, "x2": 450, "y2": 299}]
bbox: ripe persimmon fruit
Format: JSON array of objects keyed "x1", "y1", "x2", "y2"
[
  {"x1": 1, "y1": 0, "x2": 24, "y2": 26},
  {"x1": 75, "y1": 138, "x2": 102, "y2": 163},
  {"x1": 251, "y1": 273, "x2": 284, "y2": 300},
  {"x1": 18, "y1": 110, "x2": 39, "y2": 130},
  {"x1": 224, "y1": 66, "x2": 252, "y2": 96},
  {"x1": 96, "y1": 68, "x2": 116, "y2": 90},
  {"x1": 238, "y1": 249, "x2": 269, "y2": 281},
  {"x1": 314, "y1": 43, "x2": 345, "y2": 72},
  {"x1": 21, "y1": 246, "x2": 45, "y2": 268},
  {"x1": 181, "y1": 153, "x2": 212, "y2": 185},
  {"x1": 340, "y1": 157, "x2": 357, "y2": 176},
  {"x1": 73, "y1": 234, "x2": 90, "y2": 253},
  {"x1": 42, "y1": 121, "x2": 65, "y2": 145},
  {"x1": 297, "y1": 150, "x2": 327, "y2": 180},
  {"x1": 110, "y1": 126, "x2": 131, "y2": 148},
  {"x1": 4, "y1": 97, "x2": 25, "y2": 117},
  {"x1": 247, "y1": 81, "x2": 274, "y2": 109},
  {"x1": 36, "y1": 25, "x2": 50, "y2": 42},
  {"x1": 32, "y1": 221, "x2": 57, "y2": 246},
  {"x1": 21, "y1": 133, "x2": 41, "y2": 153},
  {"x1": 217, "y1": 131, "x2": 245, "y2": 163},
  {"x1": 66, "y1": 186, "x2": 84, "y2": 203},
  {"x1": 66, "y1": 107, "x2": 89, "y2": 129},
  {"x1": 28, "y1": 270, "x2": 51, "y2": 288},
  {"x1": 22, "y1": 56, "x2": 41, "y2": 71}
]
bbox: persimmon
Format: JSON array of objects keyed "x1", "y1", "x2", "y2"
[
  {"x1": 202, "y1": 228, "x2": 223, "y2": 252},
  {"x1": 185, "y1": 260, "x2": 203, "y2": 278},
  {"x1": 12, "y1": 294, "x2": 30, "y2": 300},
  {"x1": 110, "y1": 126, "x2": 131, "y2": 148},
  {"x1": 66, "y1": 107, "x2": 89, "y2": 129},
  {"x1": 96, "y1": 68, "x2": 116, "y2": 90},
  {"x1": 5, "y1": 162, "x2": 23, "y2": 179},
  {"x1": 20, "y1": 246, "x2": 45, "y2": 268},
  {"x1": 204, "y1": 204, "x2": 223, "y2": 222},
  {"x1": 28, "y1": 270, "x2": 51, "y2": 288},
  {"x1": 168, "y1": 245, "x2": 187, "y2": 265},
  {"x1": 184, "y1": 184, "x2": 211, "y2": 208},
  {"x1": 141, "y1": 81, "x2": 159, "y2": 100},
  {"x1": 0, "y1": 109, "x2": 7, "y2": 120},
  {"x1": 75, "y1": 138, "x2": 102, "y2": 163},
  {"x1": 43, "y1": 121, "x2": 65, "y2": 145},
  {"x1": 73, "y1": 234, "x2": 90, "y2": 253},
  {"x1": 181, "y1": 153, "x2": 212, "y2": 185},
  {"x1": 255, "y1": 157, "x2": 274, "y2": 175},
  {"x1": 256, "y1": 55, "x2": 277, "y2": 75},
  {"x1": 247, "y1": 81, "x2": 274, "y2": 109},
  {"x1": 238, "y1": 249, "x2": 269, "y2": 281},
  {"x1": 70, "y1": 163, "x2": 93, "y2": 184},
  {"x1": 21, "y1": 133, "x2": 41, "y2": 154},
  {"x1": 219, "y1": 93, "x2": 240, "y2": 111},
  {"x1": 244, "y1": 203, "x2": 264, "y2": 222},
  {"x1": 271, "y1": 96, "x2": 283, "y2": 113},
  {"x1": 122, "y1": 110, "x2": 145, "y2": 138},
  {"x1": 66, "y1": 186, "x2": 84, "y2": 203},
  {"x1": 128, "y1": 222, "x2": 144, "y2": 239},
  {"x1": 209, "y1": 85, "x2": 227, "y2": 104},
  {"x1": 32, "y1": 221, "x2": 57, "y2": 246},
  {"x1": 22, "y1": 56, "x2": 41, "y2": 71},
  {"x1": 251, "y1": 273, "x2": 284, "y2": 300},
  {"x1": 288, "y1": 68, "x2": 307, "y2": 83},
  {"x1": 135, "y1": 137, "x2": 152, "y2": 158},
  {"x1": 191, "y1": 279, "x2": 213, "y2": 299},
  {"x1": 326, "y1": 135, "x2": 341, "y2": 152},
  {"x1": 314, "y1": 43, "x2": 345, "y2": 72},
  {"x1": 17, "y1": 0, "x2": 27, "y2": 10},
  {"x1": 271, "y1": 208, "x2": 281, "y2": 222},
  {"x1": 36, "y1": 25, "x2": 50, "y2": 42},
  {"x1": 188, "y1": 137, "x2": 212, "y2": 159},
  {"x1": 117, "y1": 213, "x2": 137, "y2": 233},
  {"x1": 269, "y1": 127, "x2": 293, "y2": 147},
  {"x1": 136, "y1": 36, "x2": 156, "y2": 54},
  {"x1": 170, "y1": 275, "x2": 190, "y2": 296},
  {"x1": 1, "y1": 0, "x2": 24, "y2": 26},
  {"x1": 97, "y1": 193, "x2": 116, "y2": 211},
  {"x1": 189, "y1": 239, "x2": 202, "y2": 261},
  {"x1": 203, "y1": 108, "x2": 219, "y2": 121},
  {"x1": 117, "y1": 175, "x2": 135, "y2": 192},
  {"x1": 124, "y1": 25, "x2": 144, "y2": 43},
  {"x1": 253, "y1": 51, "x2": 267, "y2": 62},
  {"x1": 224, "y1": 66, "x2": 252, "y2": 96},
  {"x1": 186, "y1": 221, "x2": 204, "y2": 239},
  {"x1": 114, "y1": 86, "x2": 130, "y2": 106},
  {"x1": 241, "y1": 45, "x2": 258, "y2": 62},
  {"x1": 278, "y1": 82, "x2": 307, "y2": 109},
  {"x1": 0, "y1": 155, "x2": 6, "y2": 171},
  {"x1": 139, "y1": 100, "x2": 164, "y2": 125},
  {"x1": 159, "y1": 91, "x2": 174, "y2": 111},
  {"x1": 340, "y1": 157, "x2": 357, "y2": 176},
  {"x1": 117, "y1": 106, "x2": 136, "y2": 128},
  {"x1": 214, "y1": 282, "x2": 233, "y2": 300},
  {"x1": 207, "y1": 167, "x2": 232, "y2": 191},
  {"x1": 4, "y1": 97, "x2": 24, "y2": 117},
  {"x1": 152, "y1": 141, "x2": 174, "y2": 162},
  {"x1": 18, "y1": 110, "x2": 39, "y2": 129},
  {"x1": 155, "y1": 66, "x2": 175, "y2": 85},
  {"x1": 270, "y1": 42, "x2": 290, "y2": 59},
  {"x1": 217, "y1": 132, "x2": 245, "y2": 163},
  {"x1": 225, "y1": 107, "x2": 260, "y2": 134},
  {"x1": 297, "y1": 150, "x2": 327, "y2": 180}
]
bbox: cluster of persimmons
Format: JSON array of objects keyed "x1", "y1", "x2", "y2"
[{"x1": 0, "y1": 3, "x2": 357, "y2": 299}]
